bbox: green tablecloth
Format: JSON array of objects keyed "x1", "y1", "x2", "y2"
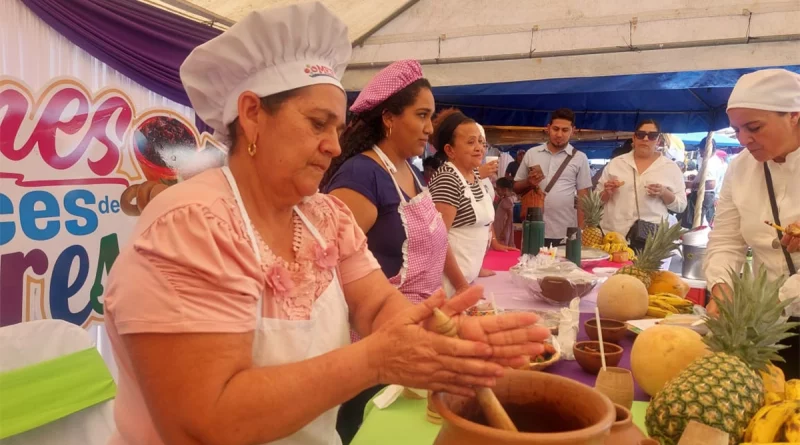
[{"x1": 351, "y1": 390, "x2": 649, "y2": 445}]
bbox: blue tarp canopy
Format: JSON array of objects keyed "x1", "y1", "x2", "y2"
[
  {"x1": 676, "y1": 132, "x2": 742, "y2": 148},
  {"x1": 414, "y1": 66, "x2": 800, "y2": 133},
  {"x1": 497, "y1": 141, "x2": 626, "y2": 159}
]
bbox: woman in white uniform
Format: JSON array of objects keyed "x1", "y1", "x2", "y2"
[
  {"x1": 101, "y1": 5, "x2": 549, "y2": 445},
  {"x1": 429, "y1": 109, "x2": 496, "y2": 295},
  {"x1": 705, "y1": 68, "x2": 800, "y2": 379}
]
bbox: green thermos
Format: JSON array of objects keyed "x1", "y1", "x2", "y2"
[
  {"x1": 566, "y1": 227, "x2": 582, "y2": 266},
  {"x1": 525, "y1": 207, "x2": 545, "y2": 255}
]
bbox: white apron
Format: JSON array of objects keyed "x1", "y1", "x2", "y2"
[
  {"x1": 222, "y1": 167, "x2": 350, "y2": 445},
  {"x1": 442, "y1": 162, "x2": 495, "y2": 297}
]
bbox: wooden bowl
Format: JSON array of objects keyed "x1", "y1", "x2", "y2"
[
  {"x1": 432, "y1": 369, "x2": 615, "y2": 444},
  {"x1": 538, "y1": 276, "x2": 597, "y2": 305},
  {"x1": 584, "y1": 318, "x2": 628, "y2": 344},
  {"x1": 528, "y1": 349, "x2": 561, "y2": 371},
  {"x1": 573, "y1": 341, "x2": 623, "y2": 375}
]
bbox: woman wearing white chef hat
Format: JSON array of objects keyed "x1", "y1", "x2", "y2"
[
  {"x1": 705, "y1": 68, "x2": 800, "y2": 379},
  {"x1": 102, "y1": 3, "x2": 548, "y2": 445}
]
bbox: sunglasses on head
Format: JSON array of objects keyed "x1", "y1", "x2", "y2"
[{"x1": 634, "y1": 131, "x2": 661, "y2": 141}]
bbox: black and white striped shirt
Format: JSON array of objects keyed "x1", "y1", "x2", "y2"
[{"x1": 429, "y1": 164, "x2": 487, "y2": 228}]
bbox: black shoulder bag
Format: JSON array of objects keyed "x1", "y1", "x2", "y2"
[
  {"x1": 764, "y1": 163, "x2": 797, "y2": 275},
  {"x1": 626, "y1": 166, "x2": 658, "y2": 251}
]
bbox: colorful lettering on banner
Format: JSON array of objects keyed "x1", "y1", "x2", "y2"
[{"x1": 0, "y1": 78, "x2": 227, "y2": 328}]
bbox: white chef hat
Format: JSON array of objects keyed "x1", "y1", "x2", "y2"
[
  {"x1": 727, "y1": 69, "x2": 800, "y2": 112},
  {"x1": 477, "y1": 123, "x2": 486, "y2": 139},
  {"x1": 180, "y1": 2, "x2": 351, "y2": 139}
]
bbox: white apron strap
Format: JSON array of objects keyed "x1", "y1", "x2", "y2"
[
  {"x1": 372, "y1": 145, "x2": 425, "y2": 204},
  {"x1": 445, "y1": 161, "x2": 477, "y2": 203},
  {"x1": 221, "y1": 166, "x2": 262, "y2": 263},
  {"x1": 293, "y1": 206, "x2": 327, "y2": 249}
]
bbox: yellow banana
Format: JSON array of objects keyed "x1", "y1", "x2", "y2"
[
  {"x1": 786, "y1": 379, "x2": 800, "y2": 401},
  {"x1": 650, "y1": 294, "x2": 693, "y2": 307},
  {"x1": 646, "y1": 306, "x2": 672, "y2": 318},
  {"x1": 784, "y1": 406, "x2": 800, "y2": 443},
  {"x1": 764, "y1": 391, "x2": 784, "y2": 405},
  {"x1": 649, "y1": 299, "x2": 680, "y2": 314},
  {"x1": 750, "y1": 400, "x2": 800, "y2": 443},
  {"x1": 745, "y1": 403, "x2": 776, "y2": 442}
]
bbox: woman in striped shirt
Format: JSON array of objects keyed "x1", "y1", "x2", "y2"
[{"x1": 429, "y1": 109, "x2": 497, "y2": 296}]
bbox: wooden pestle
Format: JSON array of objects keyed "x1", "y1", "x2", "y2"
[{"x1": 431, "y1": 308, "x2": 518, "y2": 432}]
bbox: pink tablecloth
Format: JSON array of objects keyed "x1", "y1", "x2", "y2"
[
  {"x1": 479, "y1": 249, "x2": 650, "y2": 402},
  {"x1": 482, "y1": 249, "x2": 630, "y2": 273}
]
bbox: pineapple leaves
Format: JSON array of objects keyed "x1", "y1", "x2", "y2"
[{"x1": 702, "y1": 267, "x2": 798, "y2": 372}]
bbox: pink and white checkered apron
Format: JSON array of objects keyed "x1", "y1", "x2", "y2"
[{"x1": 350, "y1": 146, "x2": 449, "y2": 342}]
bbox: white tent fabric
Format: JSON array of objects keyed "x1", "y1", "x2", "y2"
[
  {"x1": 343, "y1": 0, "x2": 800, "y2": 88},
  {"x1": 151, "y1": 0, "x2": 800, "y2": 90},
  {"x1": 0, "y1": 320, "x2": 115, "y2": 445}
]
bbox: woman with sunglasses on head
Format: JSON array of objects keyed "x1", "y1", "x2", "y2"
[{"x1": 597, "y1": 119, "x2": 687, "y2": 242}]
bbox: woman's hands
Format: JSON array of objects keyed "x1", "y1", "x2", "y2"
[
  {"x1": 600, "y1": 177, "x2": 622, "y2": 202},
  {"x1": 782, "y1": 222, "x2": 800, "y2": 253},
  {"x1": 491, "y1": 238, "x2": 519, "y2": 253},
  {"x1": 366, "y1": 286, "x2": 548, "y2": 397},
  {"x1": 479, "y1": 160, "x2": 499, "y2": 179},
  {"x1": 478, "y1": 268, "x2": 497, "y2": 277},
  {"x1": 705, "y1": 283, "x2": 733, "y2": 317}
]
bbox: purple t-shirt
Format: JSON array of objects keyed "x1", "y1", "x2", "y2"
[{"x1": 324, "y1": 154, "x2": 423, "y2": 279}]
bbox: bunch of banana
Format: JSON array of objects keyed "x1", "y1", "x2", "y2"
[
  {"x1": 787, "y1": 379, "x2": 800, "y2": 401},
  {"x1": 603, "y1": 232, "x2": 627, "y2": 244},
  {"x1": 743, "y1": 400, "x2": 800, "y2": 443},
  {"x1": 646, "y1": 293, "x2": 694, "y2": 318},
  {"x1": 742, "y1": 380, "x2": 800, "y2": 443}
]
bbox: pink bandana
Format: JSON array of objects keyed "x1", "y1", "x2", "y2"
[{"x1": 349, "y1": 60, "x2": 424, "y2": 113}]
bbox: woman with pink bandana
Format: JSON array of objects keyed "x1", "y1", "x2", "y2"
[{"x1": 323, "y1": 60, "x2": 470, "y2": 442}]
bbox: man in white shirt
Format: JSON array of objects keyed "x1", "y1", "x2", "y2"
[{"x1": 513, "y1": 108, "x2": 593, "y2": 245}]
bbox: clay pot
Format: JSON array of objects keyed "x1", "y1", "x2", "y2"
[
  {"x1": 585, "y1": 318, "x2": 628, "y2": 344},
  {"x1": 595, "y1": 367, "x2": 634, "y2": 410},
  {"x1": 432, "y1": 369, "x2": 615, "y2": 445},
  {"x1": 573, "y1": 341, "x2": 623, "y2": 375},
  {"x1": 604, "y1": 404, "x2": 645, "y2": 445}
]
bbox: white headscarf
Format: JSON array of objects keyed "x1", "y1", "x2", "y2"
[{"x1": 727, "y1": 69, "x2": 800, "y2": 112}]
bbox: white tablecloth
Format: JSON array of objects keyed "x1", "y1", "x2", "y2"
[{"x1": 474, "y1": 271, "x2": 600, "y2": 314}]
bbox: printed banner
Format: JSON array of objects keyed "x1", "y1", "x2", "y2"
[{"x1": 0, "y1": 78, "x2": 226, "y2": 328}]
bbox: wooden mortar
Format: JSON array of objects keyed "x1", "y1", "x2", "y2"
[{"x1": 431, "y1": 308, "x2": 518, "y2": 432}]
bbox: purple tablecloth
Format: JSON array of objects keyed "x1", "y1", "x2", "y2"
[{"x1": 544, "y1": 312, "x2": 649, "y2": 402}]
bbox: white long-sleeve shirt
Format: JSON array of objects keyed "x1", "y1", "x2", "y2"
[
  {"x1": 705, "y1": 147, "x2": 800, "y2": 315},
  {"x1": 597, "y1": 152, "x2": 687, "y2": 235}
]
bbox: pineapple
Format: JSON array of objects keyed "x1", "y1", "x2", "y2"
[
  {"x1": 646, "y1": 267, "x2": 800, "y2": 445},
  {"x1": 616, "y1": 220, "x2": 685, "y2": 288},
  {"x1": 579, "y1": 190, "x2": 605, "y2": 247}
]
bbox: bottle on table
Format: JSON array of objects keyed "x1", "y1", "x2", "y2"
[
  {"x1": 566, "y1": 227, "x2": 582, "y2": 266},
  {"x1": 524, "y1": 207, "x2": 545, "y2": 255}
]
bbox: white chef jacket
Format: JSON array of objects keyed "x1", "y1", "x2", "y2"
[
  {"x1": 705, "y1": 147, "x2": 800, "y2": 316},
  {"x1": 596, "y1": 152, "x2": 687, "y2": 235}
]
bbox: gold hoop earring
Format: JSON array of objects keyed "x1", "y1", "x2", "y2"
[
  {"x1": 387, "y1": 126, "x2": 393, "y2": 138},
  {"x1": 248, "y1": 142, "x2": 257, "y2": 157}
]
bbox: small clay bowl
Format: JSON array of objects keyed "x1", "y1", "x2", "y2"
[
  {"x1": 584, "y1": 318, "x2": 628, "y2": 344},
  {"x1": 573, "y1": 341, "x2": 623, "y2": 375}
]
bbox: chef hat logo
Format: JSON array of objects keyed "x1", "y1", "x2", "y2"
[{"x1": 304, "y1": 64, "x2": 336, "y2": 78}]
